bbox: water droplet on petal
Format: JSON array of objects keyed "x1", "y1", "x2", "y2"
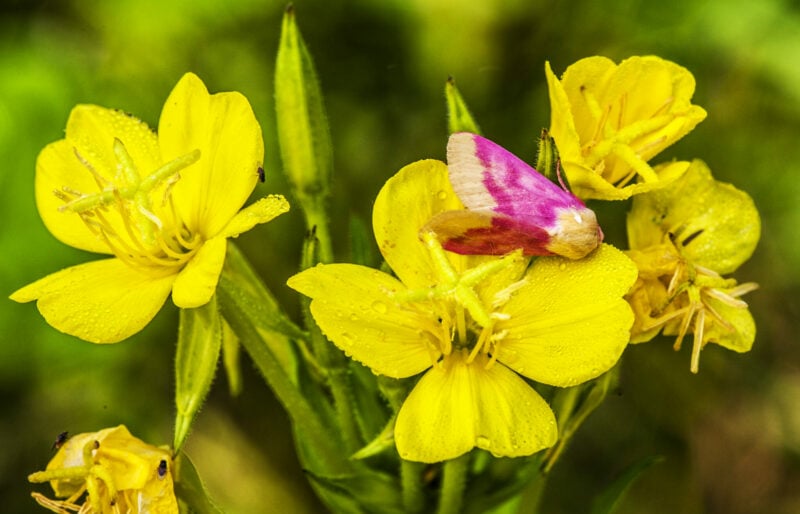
[
  {"x1": 559, "y1": 263, "x2": 567, "y2": 271},
  {"x1": 437, "y1": 190, "x2": 448, "y2": 200},
  {"x1": 476, "y1": 435, "x2": 491, "y2": 448},
  {"x1": 371, "y1": 301, "x2": 388, "y2": 314}
]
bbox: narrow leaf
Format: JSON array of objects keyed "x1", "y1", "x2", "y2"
[
  {"x1": 590, "y1": 456, "x2": 664, "y2": 514},
  {"x1": 174, "y1": 296, "x2": 223, "y2": 451},
  {"x1": 173, "y1": 451, "x2": 223, "y2": 514}
]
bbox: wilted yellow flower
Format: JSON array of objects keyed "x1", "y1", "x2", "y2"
[
  {"x1": 289, "y1": 159, "x2": 637, "y2": 462},
  {"x1": 626, "y1": 160, "x2": 760, "y2": 372},
  {"x1": 546, "y1": 56, "x2": 707, "y2": 200},
  {"x1": 28, "y1": 425, "x2": 177, "y2": 514},
  {"x1": 11, "y1": 73, "x2": 289, "y2": 343}
]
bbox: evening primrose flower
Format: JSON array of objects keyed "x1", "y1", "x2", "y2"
[
  {"x1": 288, "y1": 159, "x2": 637, "y2": 463},
  {"x1": 11, "y1": 73, "x2": 289, "y2": 343},
  {"x1": 625, "y1": 160, "x2": 760, "y2": 372},
  {"x1": 28, "y1": 425, "x2": 177, "y2": 514},
  {"x1": 546, "y1": 56, "x2": 707, "y2": 200}
]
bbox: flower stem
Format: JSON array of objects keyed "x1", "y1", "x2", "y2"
[
  {"x1": 303, "y1": 197, "x2": 334, "y2": 263},
  {"x1": 401, "y1": 460, "x2": 426, "y2": 513},
  {"x1": 437, "y1": 454, "x2": 469, "y2": 514}
]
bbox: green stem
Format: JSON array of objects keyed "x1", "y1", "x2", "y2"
[
  {"x1": 303, "y1": 197, "x2": 334, "y2": 263},
  {"x1": 401, "y1": 460, "x2": 426, "y2": 513},
  {"x1": 217, "y1": 274, "x2": 348, "y2": 475},
  {"x1": 437, "y1": 454, "x2": 470, "y2": 514}
]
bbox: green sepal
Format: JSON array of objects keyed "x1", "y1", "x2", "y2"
[
  {"x1": 351, "y1": 413, "x2": 396, "y2": 460},
  {"x1": 536, "y1": 128, "x2": 564, "y2": 187},
  {"x1": 275, "y1": 4, "x2": 333, "y2": 201},
  {"x1": 174, "y1": 295, "x2": 223, "y2": 452},
  {"x1": 445, "y1": 77, "x2": 481, "y2": 134},
  {"x1": 221, "y1": 319, "x2": 242, "y2": 397},
  {"x1": 590, "y1": 456, "x2": 664, "y2": 514},
  {"x1": 304, "y1": 469, "x2": 405, "y2": 514},
  {"x1": 173, "y1": 451, "x2": 223, "y2": 514}
]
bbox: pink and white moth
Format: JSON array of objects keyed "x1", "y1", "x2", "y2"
[{"x1": 426, "y1": 132, "x2": 603, "y2": 259}]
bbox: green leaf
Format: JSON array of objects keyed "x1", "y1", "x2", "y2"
[
  {"x1": 445, "y1": 77, "x2": 481, "y2": 134},
  {"x1": 541, "y1": 365, "x2": 620, "y2": 473},
  {"x1": 220, "y1": 319, "x2": 242, "y2": 397},
  {"x1": 173, "y1": 451, "x2": 223, "y2": 514},
  {"x1": 590, "y1": 456, "x2": 664, "y2": 514},
  {"x1": 305, "y1": 469, "x2": 405, "y2": 514},
  {"x1": 174, "y1": 296, "x2": 222, "y2": 451}
]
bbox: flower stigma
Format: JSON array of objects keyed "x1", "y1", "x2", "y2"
[
  {"x1": 388, "y1": 231, "x2": 524, "y2": 371},
  {"x1": 55, "y1": 139, "x2": 203, "y2": 277}
]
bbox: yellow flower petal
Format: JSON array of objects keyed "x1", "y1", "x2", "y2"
[
  {"x1": 702, "y1": 294, "x2": 756, "y2": 353},
  {"x1": 288, "y1": 263, "x2": 437, "y2": 378},
  {"x1": 547, "y1": 56, "x2": 706, "y2": 200},
  {"x1": 495, "y1": 244, "x2": 637, "y2": 386},
  {"x1": 36, "y1": 425, "x2": 178, "y2": 513},
  {"x1": 159, "y1": 73, "x2": 263, "y2": 238},
  {"x1": 561, "y1": 160, "x2": 690, "y2": 200},
  {"x1": 10, "y1": 259, "x2": 174, "y2": 343},
  {"x1": 627, "y1": 160, "x2": 760, "y2": 275},
  {"x1": 394, "y1": 352, "x2": 557, "y2": 463},
  {"x1": 219, "y1": 195, "x2": 290, "y2": 239},
  {"x1": 373, "y1": 159, "x2": 486, "y2": 289},
  {"x1": 172, "y1": 236, "x2": 227, "y2": 308},
  {"x1": 35, "y1": 106, "x2": 160, "y2": 253}
]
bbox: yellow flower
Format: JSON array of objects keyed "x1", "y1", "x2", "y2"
[
  {"x1": 625, "y1": 160, "x2": 760, "y2": 372},
  {"x1": 288, "y1": 160, "x2": 637, "y2": 463},
  {"x1": 28, "y1": 425, "x2": 178, "y2": 514},
  {"x1": 11, "y1": 73, "x2": 289, "y2": 343},
  {"x1": 546, "y1": 56, "x2": 707, "y2": 200}
]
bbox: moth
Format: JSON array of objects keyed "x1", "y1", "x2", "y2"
[{"x1": 426, "y1": 132, "x2": 602, "y2": 259}]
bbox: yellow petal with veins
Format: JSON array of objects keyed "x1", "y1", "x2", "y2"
[
  {"x1": 159, "y1": 73, "x2": 263, "y2": 238},
  {"x1": 35, "y1": 106, "x2": 160, "y2": 253},
  {"x1": 395, "y1": 352, "x2": 557, "y2": 463},
  {"x1": 495, "y1": 244, "x2": 637, "y2": 386},
  {"x1": 10, "y1": 259, "x2": 174, "y2": 343},
  {"x1": 220, "y1": 195, "x2": 290, "y2": 239},
  {"x1": 172, "y1": 236, "x2": 227, "y2": 308},
  {"x1": 288, "y1": 263, "x2": 437, "y2": 378}
]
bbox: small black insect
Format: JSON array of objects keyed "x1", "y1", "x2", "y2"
[
  {"x1": 157, "y1": 459, "x2": 168, "y2": 479},
  {"x1": 52, "y1": 431, "x2": 69, "y2": 450},
  {"x1": 257, "y1": 166, "x2": 265, "y2": 183}
]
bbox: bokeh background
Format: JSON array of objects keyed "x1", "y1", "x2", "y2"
[{"x1": 2, "y1": 0, "x2": 799, "y2": 512}]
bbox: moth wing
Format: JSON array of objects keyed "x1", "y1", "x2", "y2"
[
  {"x1": 447, "y1": 132, "x2": 575, "y2": 223},
  {"x1": 425, "y1": 210, "x2": 552, "y2": 256}
]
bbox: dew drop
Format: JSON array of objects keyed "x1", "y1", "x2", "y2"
[
  {"x1": 436, "y1": 190, "x2": 448, "y2": 200},
  {"x1": 371, "y1": 301, "x2": 388, "y2": 314},
  {"x1": 559, "y1": 263, "x2": 566, "y2": 271},
  {"x1": 476, "y1": 435, "x2": 491, "y2": 448},
  {"x1": 340, "y1": 332, "x2": 355, "y2": 346},
  {"x1": 349, "y1": 314, "x2": 359, "y2": 322}
]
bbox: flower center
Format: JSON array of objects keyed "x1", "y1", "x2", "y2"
[
  {"x1": 55, "y1": 138, "x2": 202, "y2": 276},
  {"x1": 394, "y1": 232, "x2": 525, "y2": 369},
  {"x1": 579, "y1": 87, "x2": 675, "y2": 186},
  {"x1": 640, "y1": 238, "x2": 757, "y2": 373}
]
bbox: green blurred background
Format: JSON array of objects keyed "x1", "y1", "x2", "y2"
[{"x1": 2, "y1": 0, "x2": 799, "y2": 512}]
